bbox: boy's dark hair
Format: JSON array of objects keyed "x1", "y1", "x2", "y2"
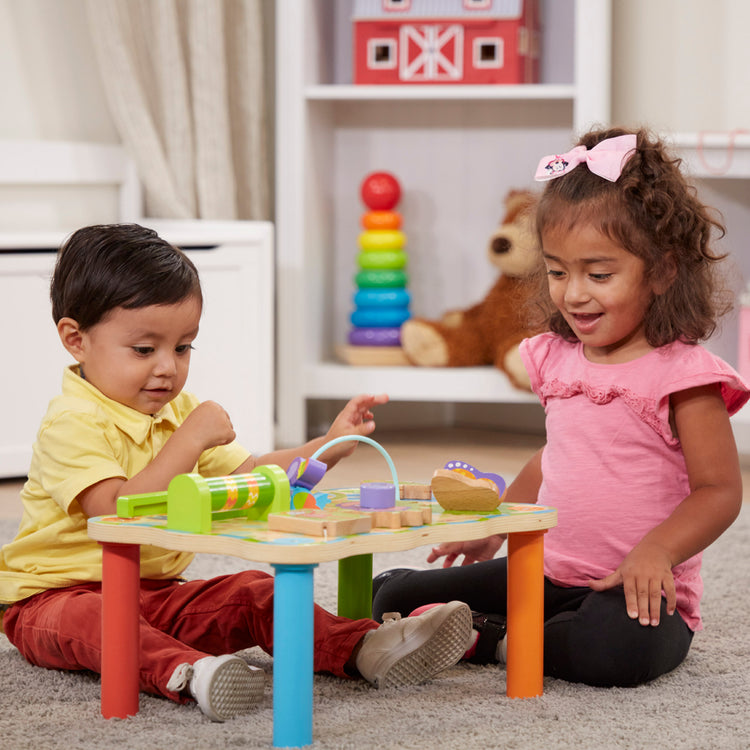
[
  {"x1": 51, "y1": 223, "x2": 202, "y2": 330},
  {"x1": 532, "y1": 126, "x2": 731, "y2": 346}
]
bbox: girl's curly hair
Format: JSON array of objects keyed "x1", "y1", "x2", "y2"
[{"x1": 532, "y1": 126, "x2": 731, "y2": 346}]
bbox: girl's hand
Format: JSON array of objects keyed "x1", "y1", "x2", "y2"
[
  {"x1": 427, "y1": 535, "x2": 506, "y2": 568},
  {"x1": 588, "y1": 540, "x2": 676, "y2": 627},
  {"x1": 318, "y1": 393, "x2": 389, "y2": 464},
  {"x1": 179, "y1": 400, "x2": 236, "y2": 451}
]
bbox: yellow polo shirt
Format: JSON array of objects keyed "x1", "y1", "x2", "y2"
[{"x1": 0, "y1": 365, "x2": 251, "y2": 603}]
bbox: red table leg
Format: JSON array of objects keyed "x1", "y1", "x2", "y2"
[
  {"x1": 101, "y1": 542, "x2": 140, "y2": 718},
  {"x1": 506, "y1": 530, "x2": 545, "y2": 698}
]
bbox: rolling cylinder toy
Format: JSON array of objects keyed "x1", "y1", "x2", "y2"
[{"x1": 117, "y1": 464, "x2": 290, "y2": 534}]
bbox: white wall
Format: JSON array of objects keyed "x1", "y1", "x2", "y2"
[
  {"x1": 612, "y1": 0, "x2": 750, "y2": 132},
  {"x1": 0, "y1": 0, "x2": 117, "y2": 141}
]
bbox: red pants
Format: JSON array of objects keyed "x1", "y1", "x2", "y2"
[{"x1": 4, "y1": 570, "x2": 377, "y2": 702}]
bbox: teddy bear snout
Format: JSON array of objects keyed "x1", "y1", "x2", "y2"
[{"x1": 491, "y1": 235, "x2": 512, "y2": 255}]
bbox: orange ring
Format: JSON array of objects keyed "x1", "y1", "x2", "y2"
[{"x1": 361, "y1": 211, "x2": 402, "y2": 231}]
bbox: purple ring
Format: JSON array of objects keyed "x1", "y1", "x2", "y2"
[{"x1": 348, "y1": 326, "x2": 402, "y2": 347}]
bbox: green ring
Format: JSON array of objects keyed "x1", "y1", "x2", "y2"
[
  {"x1": 357, "y1": 249, "x2": 408, "y2": 270},
  {"x1": 355, "y1": 269, "x2": 408, "y2": 288}
]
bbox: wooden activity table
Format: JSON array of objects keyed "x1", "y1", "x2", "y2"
[{"x1": 88, "y1": 494, "x2": 556, "y2": 748}]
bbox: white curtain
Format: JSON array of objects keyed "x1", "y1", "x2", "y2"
[{"x1": 85, "y1": 0, "x2": 271, "y2": 220}]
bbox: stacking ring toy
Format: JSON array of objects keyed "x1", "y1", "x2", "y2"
[
  {"x1": 357, "y1": 249, "x2": 407, "y2": 270},
  {"x1": 355, "y1": 269, "x2": 408, "y2": 288},
  {"x1": 354, "y1": 289, "x2": 410, "y2": 308},
  {"x1": 351, "y1": 307, "x2": 410, "y2": 328},
  {"x1": 358, "y1": 230, "x2": 407, "y2": 251},
  {"x1": 348, "y1": 326, "x2": 401, "y2": 347}
]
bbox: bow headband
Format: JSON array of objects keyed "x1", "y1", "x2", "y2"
[{"x1": 534, "y1": 134, "x2": 637, "y2": 182}]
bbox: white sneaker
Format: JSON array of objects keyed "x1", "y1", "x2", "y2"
[
  {"x1": 355, "y1": 600, "x2": 472, "y2": 689},
  {"x1": 167, "y1": 654, "x2": 264, "y2": 721}
]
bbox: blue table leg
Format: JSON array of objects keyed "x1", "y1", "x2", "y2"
[{"x1": 271, "y1": 563, "x2": 317, "y2": 748}]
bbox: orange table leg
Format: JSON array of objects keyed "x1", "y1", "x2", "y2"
[
  {"x1": 506, "y1": 530, "x2": 545, "y2": 698},
  {"x1": 101, "y1": 542, "x2": 140, "y2": 718}
]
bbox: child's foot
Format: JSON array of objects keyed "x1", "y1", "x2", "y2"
[
  {"x1": 409, "y1": 604, "x2": 507, "y2": 664},
  {"x1": 167, "y1": 654, "x2": 265, "y2": 721},
  {"x1": 467, "y1": 611, "x2": 507, "y2": 664},
  {"x1": 355, "y1": 600, "x2": 472, "y2": 688}
]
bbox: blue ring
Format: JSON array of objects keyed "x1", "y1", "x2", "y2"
[
  {"x1": 354, "y1": 289, "x2": 411, "y2": 308},
  {"x1": 351, "y1": 308, "x2": 410, "y2": 328}
]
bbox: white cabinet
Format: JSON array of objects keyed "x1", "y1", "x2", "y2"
[
  {"x1": 0, "y1": 221, "x2": 274, "y2": 478},
  {"x1": 275, "y1": 0, "x2": 612, "y2": 445}
]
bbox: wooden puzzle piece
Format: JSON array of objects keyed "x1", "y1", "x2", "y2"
[
  {"x1": 267, "y1": 508, "x2": 373, "y2": 537},
  {"x1": 431, "y1": 468, "x2": 503, "y2": 512},
  {"x1": 442, "y1": 460, "x2": 505, "y2": 494},
  {"x1": 370, "y1": 503, "x2": 432, "y2": 528},
  {"x1": 336, "y1": 498, "x2": 432, "y2": 529},
  {"x1": 399, "y1": 482, "x2": 432, "y2": 500}
]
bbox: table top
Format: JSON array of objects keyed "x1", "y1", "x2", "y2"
[{"x1": 88, "y1": 489, "x2": 557, "y2": 565}]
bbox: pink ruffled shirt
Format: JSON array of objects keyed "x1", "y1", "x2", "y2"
[{"x1": 520, "y1": 333, "x2": 750, "y2": 630}]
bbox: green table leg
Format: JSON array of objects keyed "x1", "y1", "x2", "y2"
[{"x1": 338, "y1": 554, "x2": 373, "y2": 619}]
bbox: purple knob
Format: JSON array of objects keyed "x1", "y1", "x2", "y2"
[{"x1": 360, "y1": 482, "x2": 396, "y2": 509}]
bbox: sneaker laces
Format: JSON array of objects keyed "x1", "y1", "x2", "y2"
[{"x1": 166, "y1": 662, "x2": 193, "y2": 693}]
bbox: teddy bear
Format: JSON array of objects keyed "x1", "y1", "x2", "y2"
[{"x1": 400, "y1": 189, "x2": 542, "y2": 390}]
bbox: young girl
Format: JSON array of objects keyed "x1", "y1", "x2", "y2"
[
  {"x1": 372, "y1": 127, "x2": 750, "y2": 687},
  {"x1": 0, "y1": 223, "x2": 472, "y2": 722}
]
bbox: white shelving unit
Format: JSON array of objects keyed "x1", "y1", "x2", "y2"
[
  {"x1": 275, "y1": 0, "x2": 612, "y2": 446},
  {"x1": 667, "y1": 130, "x2": 750, "y2": 448}
]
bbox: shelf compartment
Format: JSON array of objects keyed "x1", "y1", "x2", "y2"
[
  {"x1": 305, "y1": 84, "x2": 577, "y2": 102},
  {"x1": 304, "y1": 363, "x2": 539, "y2": 403}
]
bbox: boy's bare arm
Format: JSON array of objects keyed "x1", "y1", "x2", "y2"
[
  {"x1": 77, "y1": 401, "x2": 236, "y2": 517},
  {"x1": 234, "y1": 394, "x2": 390, "y2": 475}
]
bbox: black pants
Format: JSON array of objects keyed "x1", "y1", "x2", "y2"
[{"x1": 372, "y1": 558, "x2": 694, "y2": 687}]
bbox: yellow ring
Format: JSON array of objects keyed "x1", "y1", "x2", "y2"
[{"x1": 358, "y1": 230, "x2": 406, "y2": 251}]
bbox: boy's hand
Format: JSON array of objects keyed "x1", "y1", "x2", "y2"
[
  {"x1": 588, "y1": 541, "x2": 676, "y2": 627},
  {"x1": 179, "y1": 400, "x2": 236, "y2": 451},
  {"x1": 427, "y1": 535, "x2": 506, "y2": 567},
  {"x1": 320, "y1": 393, "x2": 389, "y2": 462}
]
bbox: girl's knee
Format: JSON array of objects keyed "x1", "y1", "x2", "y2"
[{"x1": 543, "y1": 592, "x2": 692, "y2": 687}]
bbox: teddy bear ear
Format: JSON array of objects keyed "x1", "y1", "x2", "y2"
[{"x1": 502, "y1": 189, "x2": 536, "y2": 224}]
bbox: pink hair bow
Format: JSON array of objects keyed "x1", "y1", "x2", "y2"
[{"x1": 534, "y1": 134, "x2": 637, "y2": 182}]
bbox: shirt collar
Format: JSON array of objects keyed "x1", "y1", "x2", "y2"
[{"x1": 62, "y1": 365, "x2": 182, "y2": 443}]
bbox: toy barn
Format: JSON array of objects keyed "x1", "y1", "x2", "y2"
[{"x1": 353, "y1": 0, "x2": 540, "y2": 85}]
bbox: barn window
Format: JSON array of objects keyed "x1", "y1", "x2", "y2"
[
  {"x1": 464, "y1": 0, "x2": 491, "y2": 9},
  {"x1": 473, "y1": 37, "x2": 503, "y2": 68},
  {"x1": 368, "y1": 38, "x2": 397, "y2": 69}
]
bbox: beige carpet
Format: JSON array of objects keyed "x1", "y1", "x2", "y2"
[{"x1": 2, "y1": 504, "x2": 750, "y2": 750}]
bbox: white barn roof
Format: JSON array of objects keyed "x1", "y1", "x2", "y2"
[{"x1": 353, "y1": 0, "x2": 524, "y2": 21}]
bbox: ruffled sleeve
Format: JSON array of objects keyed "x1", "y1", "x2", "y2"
[
  {"x1": 519, "y1": 333, "x2": 573, "y2": 405},
  {"x1": 662, "y1": 343, "x2": 750, "y2": 416}
]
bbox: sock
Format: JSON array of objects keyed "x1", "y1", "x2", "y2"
[{"x1": 496, "y1": 635, "x2": 507, "y2": 664}]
